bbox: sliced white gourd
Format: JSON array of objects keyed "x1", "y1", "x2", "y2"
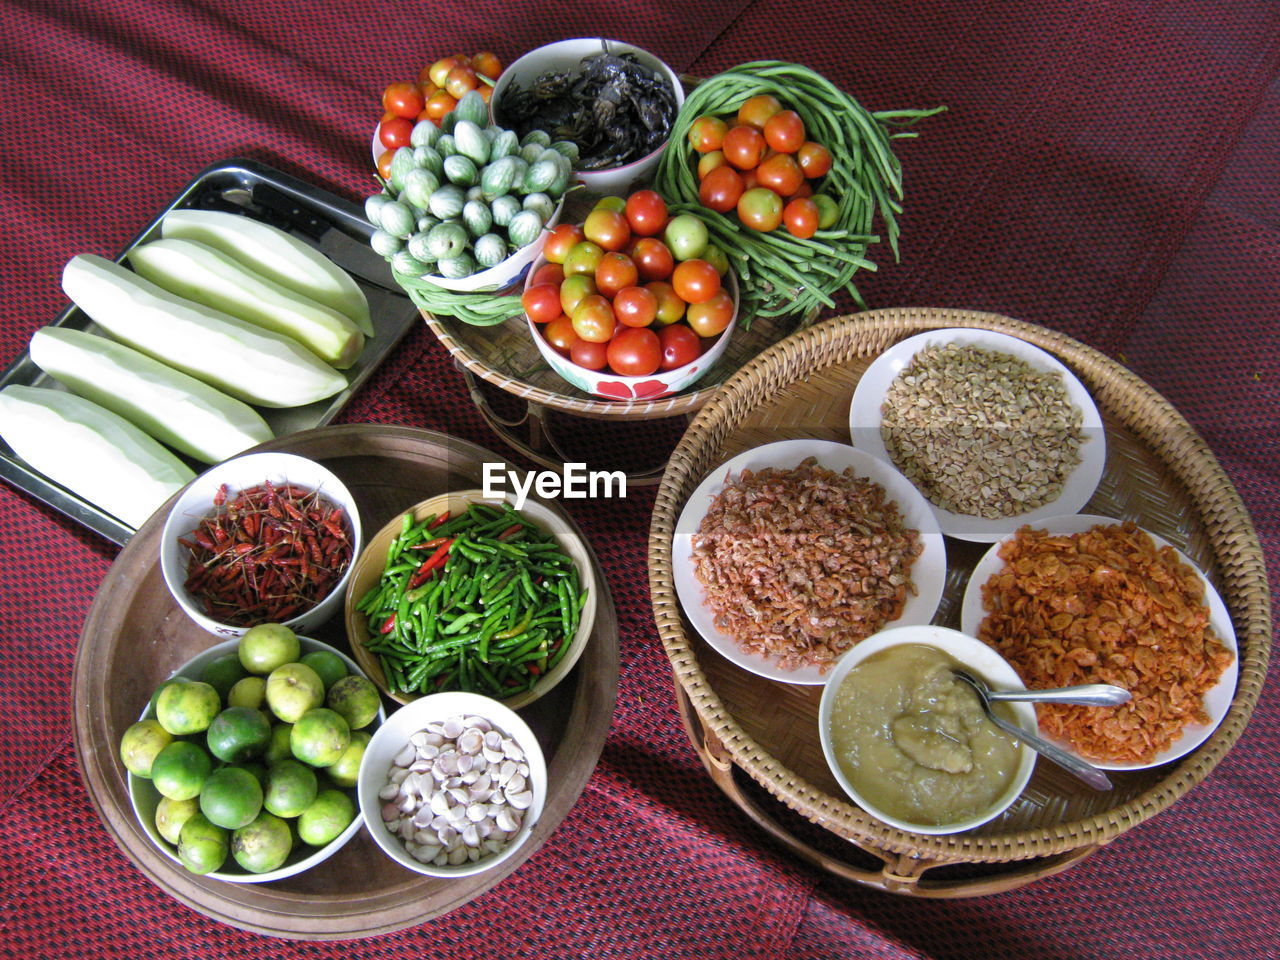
[
  {"x1": 61, "y1": 254, "x2": 347, "y2": 409},
  {"x1": 126, "y1": 238, "x2": 365, "y2": 369},
  {"x1": 0, "y1": 384, "x2": 195, "y2": 529},
  {"x1": 28, "y1": 326, "x2": 273, "y2": 464},
  {"x1": 160, "y1": 209, "x2": 374, "y2": 337}
]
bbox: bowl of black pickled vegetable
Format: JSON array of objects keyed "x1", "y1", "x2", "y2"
[
  {"x1": 492, "y1": 38, "x2": 684, "y2": 196},
  {"x1": 344, "y1": 490, "x2": 597, "y2": 710}
]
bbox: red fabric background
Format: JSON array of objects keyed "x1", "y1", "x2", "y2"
[{"x1": 0, "y1": 1, "x2": 1277, "y2": 957}]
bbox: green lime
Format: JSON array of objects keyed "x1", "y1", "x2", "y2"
[
  {"x1": 155, "y1": 679, "x2": 221, "y2": 736},
  {"x1": 264, "y1": 722, "x2": 293, "y2": 764},
  {"x1": 296, "y1": 788, "x2": 355, "y2": 846},
  {"x1": 326, "y1": 675, "x2": 380, "y2": 730},
  {"x1": 226, "y1": 675, "x2": 267, "y2": 710},
  {"x1": 155, "y1": 795, "x2": 200, "y2": 845},
  {"x1": 290, "y1": 709, "x2": 350, "y2": 767},
  {"x1": 238, "y1": 623, "x2": 301, "y2": 674},
  {"x1": 119, "y1": 719, "x2": 174, "y2": 778},
  {"x1": 300, "y1": 650, "x2": 348, "y2": 693},
  {"x1": 147, "y1": 676, "x2": 190, "y2": 716},
  {"x1": 263, "y1": 758, "x2": 319, "y2": 818},
  {"x1": 239, "y1": 760, "x2": 268, "y2": 789},
  {"x1": 326, "y1": 731, "x2": 370, "y2": 789},
  {"x1": 200, "y1": 653, "x2": 250, "y2": 700},
  {"x1": 231, "y1": 810, "x2": 293, "y2": 874},
  {"x1": 206, "y1": 706, "x2": 272, "y2": 763},
  {"x1": 265, "y1": 662, "x2": 324, "y2": 724},
  {"x1": 151, "y1": 741, "x2": 213, "y2": 801},
  {"x1": 199, "y1": 766, "x2": 264, "y2": 830},
  {"x1": 177, "y1": 813, "x2": 229, "y2": 875}
]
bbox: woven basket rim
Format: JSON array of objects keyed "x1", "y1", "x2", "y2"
[{"x1": 648, "y1": 306, "x2": 1272, "y2": 864}]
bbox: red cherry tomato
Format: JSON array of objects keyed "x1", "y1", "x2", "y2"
[
  {"x1": 531, "y1": 262, "x2": 565, "y2": 287},
  {"x1": 737, "y1": 94, "x2": 783, "y2": 130},
  {"x1": 471, "y1": 51, "x2": 503, "y2": 81},
  {"x1": 423, "y1": 90, "x2": 457, "y2": 124},
  {"x1": 763, "y1": 110, "x2": 805, "y2": 153},
  {"x1": 688, "y1": 115, "x2": 728, "y2": 154},
  {"x1": 671, "y1": 259, "x2": 721, "y2": 304},
  {"x1": 569, "y1": 337, "x2": 608, "y2": 370},
  {"x1": 571, "y1": 295, "x2": 616, "y2": 343},
  {"x1": 797, "y1": 141, "x2": 833, "y2": 179},
  {"x1": 686, "y1": 289, "x2": 735, "y2": 337},
  {"x1": 376, "y1": 150, "x2": 394, "y2": 180},
  {"x1": 658, "y1": 323, "x2": 702, "y2": 370},
  {"x1": 789, "y1": 180, "x2": 814, "y2": 200},
  {"x1": 382, "y1": 82, "x2": 425, "y2": 120},
  {"x1": 740, "y1": 168, "x2": 759, "y2": 191},
  {"x1": 522, "y1": 282, "x2": 563, "y2": 324},
  {"x1": 737, "y1": 187, "x2": 783, "y2": 232},
  {"x1": 544, "y1": 224, "x2": 585, "y2": 264},
  {"x1": 444, "y1": 64, "x2": 479, "y2": 99},
  {"x1": 722, "y1": 125, "x2": 767, "y2": 170},
  {"x1": 606, "y1": 327, "x2": 662, "y2": 377},
  {"x1": 595, "y1": 252, "x2": 639, "y2": 299},
  {"x1": 378, "y1": 116, "x2": 414, "y2": 150},
  {"x1": 428, "y1": 56, "x2": 462, "y2": 89},
  {"x1": 755, "y1": 153, "x2": 804, "y2": 198},
  {"x1": 783, "y1": 197, "x2": 820, "y2": 239},
  {"x1": 697, "y1": 150, "x2": 728, "y2": 180},
  {"x1": 699, "y1": 165, "x2": 745, "y2": 214},
  {"x1": 613, "y1": 285, "x2": 658, "y2": 328},
  {"x1": 624, "y1": 190, "x2": 669, "y2": 237},
  {"x1": 583, "y1": 209, "x2": 631, "y2": 252},
  {"x1": 559, "y1": 274, "x2": 598, "y2": 316},
  {"x1": 646, "y1": 280, "x2": 687, "y2": 325},
  {"x1": 632, "y1": 237, "x2": 675, "y2": 282},
  {"x1": 543, "y1": 315, "x2": 577, "y2": 355}
]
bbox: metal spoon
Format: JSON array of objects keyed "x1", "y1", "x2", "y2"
[
  {"x1": 951, "y1": 669, "x2": 1119, "y2": 791},
  {"x1": 951, "y1": 670, "x2": 1132, "y2": 708}
]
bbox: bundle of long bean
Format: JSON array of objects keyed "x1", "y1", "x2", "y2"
[
  {"x1": 655, "y1": 61, "x2": 943, "y2": 326},
  {"x1": 394, "y1": 271, "x2": 525, "y2": 327},
  {"x1": 355, "y1": 501, "x2": 587, "y2": 699}
]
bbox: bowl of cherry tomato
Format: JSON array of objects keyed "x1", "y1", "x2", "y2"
[{"x1": 522, "y1": 190, "x2": 736, "y2": 401}]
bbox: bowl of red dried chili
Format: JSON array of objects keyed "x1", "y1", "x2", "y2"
[{"x1": 160, "y1": 452, "x2": 363, "y2": 639}]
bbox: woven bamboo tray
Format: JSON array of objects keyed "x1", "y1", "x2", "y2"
[{"x1": 648, "y1": 307, "x2": 1271, "y2": 896}]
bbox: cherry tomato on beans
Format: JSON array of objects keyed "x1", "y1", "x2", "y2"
[
  {"x1": 379, "y1": 116, "x2": 414, "y2": 150},
  {"x1": 606, "y1": 327, "x2": 662, "y2": 377},
  {"x1": 722, "y1": 125, "x2": 767, "y2": 170},
  {"x1": 646, "y1": 281, "x2": 687, "y2": 325},
  {"x1": 658, "y1": 323, "x2": 702, "y2": 370},
  {"x1": 613, "y1": 285, "x2": 658, "y2": 328},
  {"x1": 564, "y1": 241, "x2": 605, "y2": 277},
  {"x1": 522, "y1": 282, "x2": 562, "y2": 323},
  {"x1": 559, "y1": 274, "x2": 598, "y2": 316},
  {"x1": 672, "y1": 259, "x2": 721, "y2": 304},
  {"x1": 783, "y1": 197, "x2": 820, "y2": 239},
  {"x1": 544, "y1": 223, "x2": 585, "y2": 264},
  {"x1": 471, "y1": 51, "x2": 502, "y2": 81},
  {"x1": 376, "y1": 150, "x2": 394, "y2": 180},
  {"x1": 812, "y1": 194, "x2": 839, "y2": 228},
  {"x1": 763, "y1": 110, "x2": 805, "y2": 153},
  {"x1": 543, "y1": 315, "x2": 577, "y2": 354},
  {"x1": 428, "y1": 57, "x2": 461, "y2": 89},
  {"x1": 632, "y1": 237, "x2": 674, "y2": 281},
  {"x1": 688, "y1": 115, "x2": 728, "y2": 154},
  {"x1": 583, "y1": 209, "x2": 631, "y2": 252},
  {"x1": 625, "y1": 190, "x2": 668, "y2": 237},
  {"x1": 737, "y1": 187, "x2": 783, "y2": 231},
  {"x1": 595, "y1": 252, "x2": 639, "y2": 298},
  {"x1": 445, "y1": 64, "x2": 479, "y2": 99},
  {"x1": 738, "y1": 94, "x2": 783, "y2": 129},
  {"x1": 755, "y1": 153, "x2": 804, "y2": 197},
  {"x1": 686, "y1": 289, "x2": 735, "y2": 337},
  {"x1": 531, "y1": 262, "x2": 565, "y2": 287},
  {"x1": 697, "y1": 150, "x2": 728, "y2": 180},
  {"x1": 424, "y1": 90, "x2": 457, "y2": 124},
  {"x1": 382, "y1": 82, "x2": 424, "y2": 119},
  {"x1": 797, "y1": 141, "x2": 833, "y2": 178},
  {"x1": 699, "y1": 165, "x2": 745, "y2": 213},
  {"x1": 570, "y1": 337, "x2": 608, "y2": 370},
  {"x1": 571, "y1": 295, "x2": 616, "y2": 343}
]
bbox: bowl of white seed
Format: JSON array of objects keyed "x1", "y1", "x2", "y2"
[{"x1": 357, "y1": 692, "x2": 546, "y2": 877}]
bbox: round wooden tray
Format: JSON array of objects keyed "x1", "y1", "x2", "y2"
[
  {"x1": 71, "y1": 424, "x2": 619, "y2": 939},
  {"x1": 648, "y1": 307, "x2": 1271, "y2": 896}
]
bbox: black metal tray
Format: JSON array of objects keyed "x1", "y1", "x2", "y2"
[{"x1": 0, "y1": 157, "x2": 419, "y2": 545}]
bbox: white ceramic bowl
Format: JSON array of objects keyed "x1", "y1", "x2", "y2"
[
  {"x1": 672, "y1": 439, "x2": 947, "y2": 685},
  {"x1": 818, "y1": 625, "x2": 1038, "y2": 835},
  {"x1": 960, "y1": 513, "x2": 1239, "y2": 770},
  {"x1": 525, "y1": 254, "x2": 737, "y2": 401},
  {"x1": 128, "y1": 636, "x2": 385, "y2": 883},
  {"x1": 161, "y1": 451, "x2": 363, "y2": 638},
  {"x1": 849, "y1": 327, "x2": 1106, "y2": 542},
  {"x1": 490, "y1": 38, "x2": 685, "y2": 196},
  {"x1": 358, "y1": 691, "x2": 547, "y2": 878}
]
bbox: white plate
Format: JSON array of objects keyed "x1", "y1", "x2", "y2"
[
  {"x1": 672, "y1": 439, "x2": 946, "y2": 685},
  {"x1": 959, "y1": 513, "x2": 1239, "y2": 770},
  {"x1": 849, "y1": 328, "x2": 1106, "y2": 542}
]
